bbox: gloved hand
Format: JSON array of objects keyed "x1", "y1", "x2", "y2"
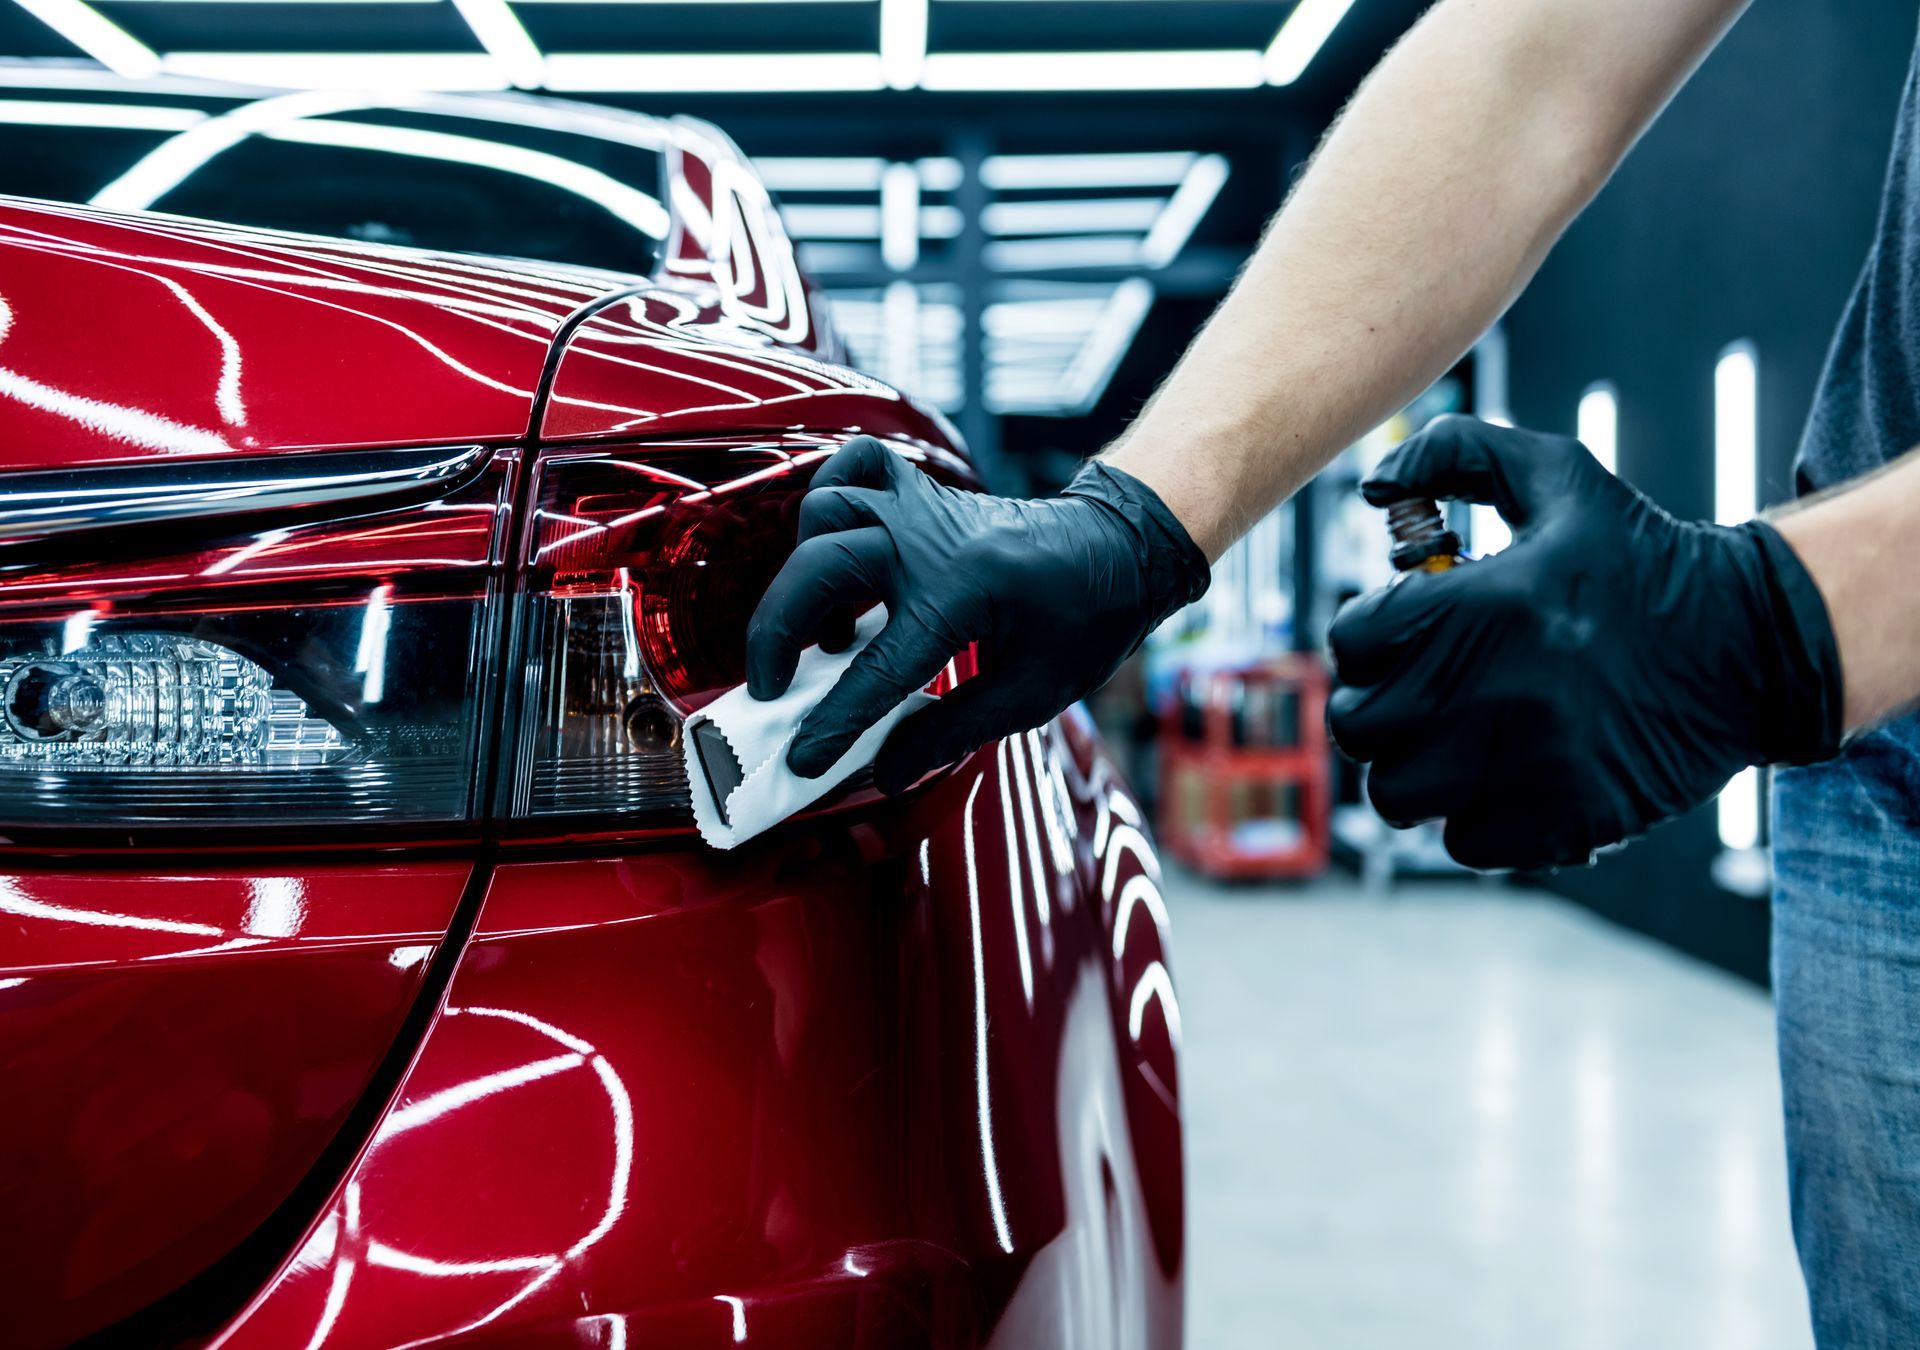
[
  {"x1": 747, "y1": 436, "x2": 1211, "y2": 793},
  {"x1": 1327, "y1": 415, "x2": 1844, "y2": 870}
]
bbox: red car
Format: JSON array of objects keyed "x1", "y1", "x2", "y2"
[{"x1": 0, "y1": 94, "x2": 1183, "y2": 1348}]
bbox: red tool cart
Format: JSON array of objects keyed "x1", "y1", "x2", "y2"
[{"x1": 1157, "y1": 655, "x2": 1331, "y2": 880}]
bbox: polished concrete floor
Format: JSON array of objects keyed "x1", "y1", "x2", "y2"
[{"x1": 1171, "y1": 871, "x2": 1812, "y2": 1350}]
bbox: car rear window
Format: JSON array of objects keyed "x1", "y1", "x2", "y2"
[
  {"x1": 0, "y1": 125, "x2": 177, "y2": 205},
  {"x1": 153, "y1": 114, "x2": 667, "y2": 276}
]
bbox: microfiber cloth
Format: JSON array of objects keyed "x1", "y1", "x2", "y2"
[{"x1": 683, "y1": 606, "x2": 935, "y2": 850}]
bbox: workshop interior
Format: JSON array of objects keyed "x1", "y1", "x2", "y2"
[{"x1": 0, "y1": 0, "x2": 1905, "y2": 1347}]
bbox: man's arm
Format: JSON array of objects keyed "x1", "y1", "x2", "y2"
[
  {"x1": 1109, "y1": 0, "x2": 1751, "y2": 558},
  {"x1": 748, "y1": 0, "x2": 1754, "y2": 784},
  {"x1": 1774, "y1": 448, "x2": 1920, "y2": 730}
]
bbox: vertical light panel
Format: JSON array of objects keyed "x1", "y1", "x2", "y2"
[
  {"x1": 880, "y1": 161, "x2": 920, "y2": 272},
  {"x1": 1716, "y1": 340, "x2": 1761, "y2": 852},
  {"x1": 880, "y1": 0, "x2": 928, "y2": 90},
  {"x1": 1577, "y1": 382, "x2": 1618, "y2": 474},
  {"x1": 1715, "y1": 340, "x2": 1758, "y2": 525}
]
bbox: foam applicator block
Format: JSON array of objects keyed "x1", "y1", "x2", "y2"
[{"x1": 684, "y1": 607, "x2": 934, "y2": 850}]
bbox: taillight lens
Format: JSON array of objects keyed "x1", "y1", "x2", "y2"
[
  {"x1": 0, "y1": 438, "x2": 971, "y2": 846},
  {"x1": 0, "y1": 455, "x2": 508, "y2": 837},
  {"x1": 506, "y1": 440, "x2": 833, "y2": 825}
]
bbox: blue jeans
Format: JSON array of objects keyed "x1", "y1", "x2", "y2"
[{"x1": 1774, "y1": 711, "x2": 1920, "y2": 1348}]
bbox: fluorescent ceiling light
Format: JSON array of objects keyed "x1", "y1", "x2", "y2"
[
  {"x1": 922, "y1": 50, "x2": 1265, "y2": 93},
  {"x1": 983, "y1": 152, "x2": 1196, "y2": 191},
  {"x1": 881, "y1": 278, "x2": 920, "y2": 392},
  {"x1": 1577, "y1": 381, "x2": 1618, "y2": 475},
  {"x1": 544, "y1": 52, "x2": 885, "y2": 93},
  {"x1": 1265, "y1": 0, "x2": 1357, "y2": 86},
  {"x1": 783, "y1": 202, "x2": 959, "y2": 240},
  {"x1": 984, "y1": 236, "x2": 1143, "y2": 271},
  {"x1": 449, "y1": 0, "x2": 545, "y2": 90},
  {"x1": 1715, "y1": 341, "x2": 1758, "y2": 524},
  {"x1": 881, "y1": 161, "x2": 920, "y2": 271},
  {"x1": 880, "y1": 0, "x2": 927, "y2": 90},
  {"x1": 14, "y1": 0, "x2": 160, "y2": 79},
  {"x1": 983, "y1": 198, "x2": 1164, "y2": 236},
  {"x1": 1060, "y1": 278, "x2": 1154, "y2": 412},
  {"x1": 1140, "y1": 152, "x2": 1227, "y2": 266},
  {"x1": 755, "y1": 156, "x2": 887, "y2": 191},
  {"x1": 0, "y1": 98, "x2": 204, "y2": 130},
  {"x1": 160, "y1": 52, "x2": 509, "y2": 90},
  {"x1": 266, "y1": 118, "x2": 669, "y2": 236},
  {"x1": 916, "y1": 156, "x2": 961, "y2": 192}
]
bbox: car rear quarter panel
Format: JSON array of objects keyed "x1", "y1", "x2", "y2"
[
  {"x1": 209, "y1": 712, "x2": 1183, "y2": 1349},
  {"x1": 0, "y1": 865, "x2": 471, "y2": 1347}
]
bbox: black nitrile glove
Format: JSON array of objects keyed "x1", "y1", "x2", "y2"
[
  {"x1": 747, "y1": 436, "x2": 1211, "y2": 793},
  {"x1": 1327, "y1": 415, "x2": 1844, "y2": 871}
]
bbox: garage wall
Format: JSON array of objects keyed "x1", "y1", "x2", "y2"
[{"x1": 1501, "y1": 0, "x2": 1917, "y2": 982}]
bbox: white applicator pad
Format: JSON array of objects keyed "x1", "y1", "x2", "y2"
[{"x1": 683, "y1": 606, "x2": 935, "y2": 849}]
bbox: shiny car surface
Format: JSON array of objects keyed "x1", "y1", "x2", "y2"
[{"x1": 0, "y1": 91, "x2": 1183, "y2": 1349}]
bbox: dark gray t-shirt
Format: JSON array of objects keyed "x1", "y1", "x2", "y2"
[{"x1": 1800, "y1": 38, "x2": 1920, "y2": 494}]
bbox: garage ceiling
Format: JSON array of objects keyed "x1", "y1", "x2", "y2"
[{"x1": 0, "y1": 0, "x2": 1403, "y2": 95}]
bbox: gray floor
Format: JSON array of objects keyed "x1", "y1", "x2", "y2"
[{"x1": 1171, "y1": 870, "x2": 1813, "y2": 1350}]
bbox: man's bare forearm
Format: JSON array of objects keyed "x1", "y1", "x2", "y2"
[
  {"x1": 1104, "y1": 0, "x2": 1750, "y2": 560},
  {"x1": 1772, "y1": 449, "x2": 1920, "y2": 732}
]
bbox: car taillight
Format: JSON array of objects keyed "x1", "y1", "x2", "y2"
[
  {"x1": 0, "y1": 453, "x2": 508, "y2": 839},
  {"x1": 505, "y1": 439, "x2": 837, "y2": 827},
  {"x1": 0, "y1": 437, "x2": 972, "y2": 846}
]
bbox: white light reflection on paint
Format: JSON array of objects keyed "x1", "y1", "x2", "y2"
[
  {"x1": 378, "y1": 1052, "x2": 585, "y2": 1138},
  {"x1": 325, "y1": 1003, "x2": 637, "y2": 1344},
  {"x1": 0, "y1": 365, "x2": 232, "y2": 456},
  {"x1": 843, "y1": 1252, "x2": 870, "y2": 1277},
  {"x1": 714, "y1": 1294, "x2": 746, "y2": 1343},
  {"x1": 995, "y1": 741, "x2": 1035, "y2": 1008},
  {"x1": 1005, "y1": 732, "x2": 1051, "y2": 929},
  {"x1": 388, "y1": 945, "x2": 434, "y2": 971},
  {"x1": 962, "y1": 772, "x2": 1016, "y2": 1253},
  {"x1": 0, "y1": 877, "x2": 222, "y2": 937},
  {"x1": 1127, "y1": 961, "x2": 1181, "y2": 1047},
  {"x1": 243, "y1": 876, "x2": 306, "y2": 938},
  {"x1": 302, "y1": 1183, "x2": 361, "y2": 1350},
  {"x1": 0, "y1": 978, "x2": 27, "y2": 991},
  {"x1": 1111, "y1": 874, "x2": 1170, "y2": 961},
  {"x1": 1100, "y1": 824, "x2": 1160, "y2": 904}
]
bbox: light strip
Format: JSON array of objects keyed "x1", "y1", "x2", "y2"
[
  {"x1": 880, "y1": 161, "x2": 920, "y2": 271},
  {"x1": 1577, "y1": 381, "x2": 1618, "y2": 475},
  {"x1": 1714, "y1": 341, "x2": 1757, "y2": 525},
  {"x1": 0, "y1": 98, "x2": 205, "y2": 130},
  {"x1": 1265, "y1": 0, "x2": 1358, "y2": 86},
  {"x1": 1140, "y1": 152, "x2": 1228, "y2": 266},
  {"x1": 879, "y1": 0, "x2": 928, "y2": 90},
  {"x1": 543, "y1": 52, "x2": 886, "y2": 93},
  {"x1": 449, "y1": 0, "x2": 546, "y2": 90},
  {"x1": 161, "y1": 52, "x2": 509, "y2": 90},
  {"x1": 1059, "y1": 278, "x2": 1154, "y2": 412},
  {"x1": 1715, "y1": 341, "x2": 1763, "y2": 849},
  {"x1": 983, "y1": 235, "x2": 1142, "y2": 271},
  {"x1": 14, "y1": 0, "x2": 160, "y2": 79},
  {"x1": 983, "y1": 198, "x2": 1164, "y2": 236},
  {"x1": 754, "y1": 156, "x2": 888, "y2": 191},
  {"x1": 982, "y1": 152, "x2": 1196, "y2": 191},
  {"x1": 921, "y1": 50, "x2": 1265, "y2": 93}
]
